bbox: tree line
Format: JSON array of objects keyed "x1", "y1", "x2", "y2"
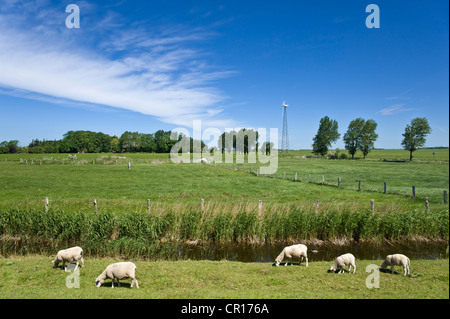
[
  {"x1": 217, "y1": 129, "x2": 273, "y2": 155},
  {"x1": 0, "y1": 130, "x2": 188, "y2": 154},
  {"x1": 312, "y1": 116, "x2": 432, "y2": 161},
  {"x1": 0, "y1": 117, "x2": 433, "y2": 161}
]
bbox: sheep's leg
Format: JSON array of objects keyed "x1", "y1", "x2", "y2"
[
  {"x1": 404, "y1": 262, "x2": 410, "y2": 276},
  {"x1": 390, "y1": 266, "x2": 395, "y2": 274},
  {"x1": 80, "y1": 257, "x2": 84, "y2": 268},
  {"x1": 74, "y1": 260, "x2": 79, "y2": 271},
  {"x1": 352, "y1": 263, "x2": 356, "y2": 273},
  {"x1": 304, "y1": 256, "x2": 308, "y2": 267},
  {"x1": 117, "y1": 279, "x2": 121, "y2": 287},
  {"x1": 111, "y1": 278, "x2": 115, "y2": 288}
]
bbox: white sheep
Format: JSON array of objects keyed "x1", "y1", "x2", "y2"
[
  {"x1": 273, "y1": 244, "x2": 308, "y2": 267},
  {"x1": 95, "y1": 262, "x2": 139, "y2": 288},
  {"x1": 52, "y1": 246, "x2": 84, "y2": 270},
  {"x1": 200, "y1": 157, "x2": 209, "y2": 164},
  {"x1": 380, "y1": 254, "x2": 410, "y2": 276},
  {"x1": 329, "y1": 253, "x2": 356, "y2": 274}
]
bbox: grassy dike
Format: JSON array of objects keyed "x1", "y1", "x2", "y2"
[{"x1": 0, "y1": 256, "x2": 448, "y2": 299}]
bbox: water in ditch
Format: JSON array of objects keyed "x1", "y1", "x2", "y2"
[
  {"x1": 176, "y1": 239, "x2": 448, "y2": 262},
  {"x1": 1, "y1": 237, "x2": 447, "y2": 262}
]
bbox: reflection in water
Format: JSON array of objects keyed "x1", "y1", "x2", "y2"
[
  {"x1": 177, "y1": 239, "x2": 448, "y2": 262},
  {"x1": 1, "y1": 237, "x2": 447, "y2": 262}
]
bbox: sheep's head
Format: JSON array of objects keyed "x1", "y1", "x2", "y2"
[
  {"x1": 272, "y1": 260, "x2": 281, "y2": 267},
  {"x1": 380, "y1": 256, "x2": 391, "y2": 268},
  {"x1": 329, "y1": 258, "x2": 341, "y2": 272},
  {"x1": 95, "y1": 276, "x2": 104, "y2": 287}
]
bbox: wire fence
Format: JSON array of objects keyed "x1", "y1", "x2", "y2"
[{"x1": 0, "y1": 195, "x2": 446, "y2": 217}]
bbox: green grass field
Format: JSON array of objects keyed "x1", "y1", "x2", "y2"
[
  {"x1": 0, "y1": 256, "x2": 448, "y2": 299},
  {"x1": 0, "y1": 149, "x2": 448, "y2": 211}
]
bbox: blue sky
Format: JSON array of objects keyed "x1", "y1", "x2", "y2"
[{"x1": 0, "y1": 0, "x2": 448, "y2": 149}]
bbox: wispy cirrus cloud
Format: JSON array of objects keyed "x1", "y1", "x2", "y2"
[
  {"x1": 384, "y1": 96, "x2": 410, "y2": 101},
  {"x1": 0, "y1": 1, "x2": 238, "y2": 128},
  {"x1": 378, "y1": 104, "x2": 415, "y2": 116}
]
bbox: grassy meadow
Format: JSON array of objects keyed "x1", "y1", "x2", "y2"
[
  {"x1": 0, "y1": 149, "x2": 448, "y2": 211},
  {"x1": 0, "y1": 256, "x2": 448, "y2": 299}
]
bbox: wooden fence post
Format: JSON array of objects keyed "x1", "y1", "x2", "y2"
[
  {"x1": 128, "y1": 162, "x2": 131, "y2": 170},
  {"x1": 147, "y1": 199, "x2": 151, "y2": 215},
  {"x1": 444, "y1": 190, "x2": 448, "y2": 204},
  {"x1": 412, "y1": 186, "x2": 416, "y2": 199},
  {"x1": 308, "y1": 175, "x2": 311, "y2": 183},
  {"x1": 370, "y1": 199, "x2": 374, "y2": 212},
  {"x1": 295, "y1": 172, "x2": 298, "y2": 182},
  {"x1": 322, "y1": 175, "x2": 324, "y2": 185},
  {"x1": 425, "y1": 197, "x2": 429, "y2": 212},
  {"x1": 314, "y1": 200, "x2": 319, "y2": 213},
  {"x1": 338, "y1": 177, "x2": 341, "y2": 188},
  {"x1": 45, "y1": 197, "x2": 49, "y2": 212},
  {"x1": 384, "y1": 182, "x2": 387, "y2": 194},
  {"x1": 94, "y1": 199, "x2": 98, "y2": 215},
  {"x1": 358, "y1": 180, "x2": 361, "y2": 192},
  {"x1": 283, "y1": 172, "x2": 286, "y2": 180},
  {"x1": 201, "y1": 198, "x2": 205, "y2": 212}
]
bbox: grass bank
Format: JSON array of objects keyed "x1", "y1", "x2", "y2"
[{"x1": 0, "y1": 256, "x2": 447, "y2": 299}]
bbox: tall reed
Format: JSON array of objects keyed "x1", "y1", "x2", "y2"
[{"x1": 1, "y1": 207, "x2": 448, "y2": 259}]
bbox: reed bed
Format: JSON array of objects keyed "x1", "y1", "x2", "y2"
[{"x1": 1, "y1": 206, "x2": 448, "y2": 260}]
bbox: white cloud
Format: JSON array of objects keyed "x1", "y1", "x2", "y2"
[
  {"x1": 378, "y1": 104, "x2": 414, "y2": 116},
  {"x1": 0, "y1": 1, "x2": 238, "y2": 129}
]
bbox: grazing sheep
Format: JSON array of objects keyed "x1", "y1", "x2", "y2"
[
  {"x1": 96, "y1": 262, "x2": 139, "y2": 288},
  {"x1": 52, "y1": 246, "x2": 84, "y2": 270},
  {"x1": 329, "y1": 253, "x2": 356, "y2": 274},
  {"x1": 380, "y1": 254, "x2": 410, "y2": 276},
  {"x1": 273, "y1": 244, "x2": 308, "y2": 267},
  {"x1": 200, "y1": 157, "x2": 209, "y2": 164}
]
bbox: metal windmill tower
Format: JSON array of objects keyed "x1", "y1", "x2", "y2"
[{"x1": 281, "y1": 101, "x2": 289, "y2": 152}]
